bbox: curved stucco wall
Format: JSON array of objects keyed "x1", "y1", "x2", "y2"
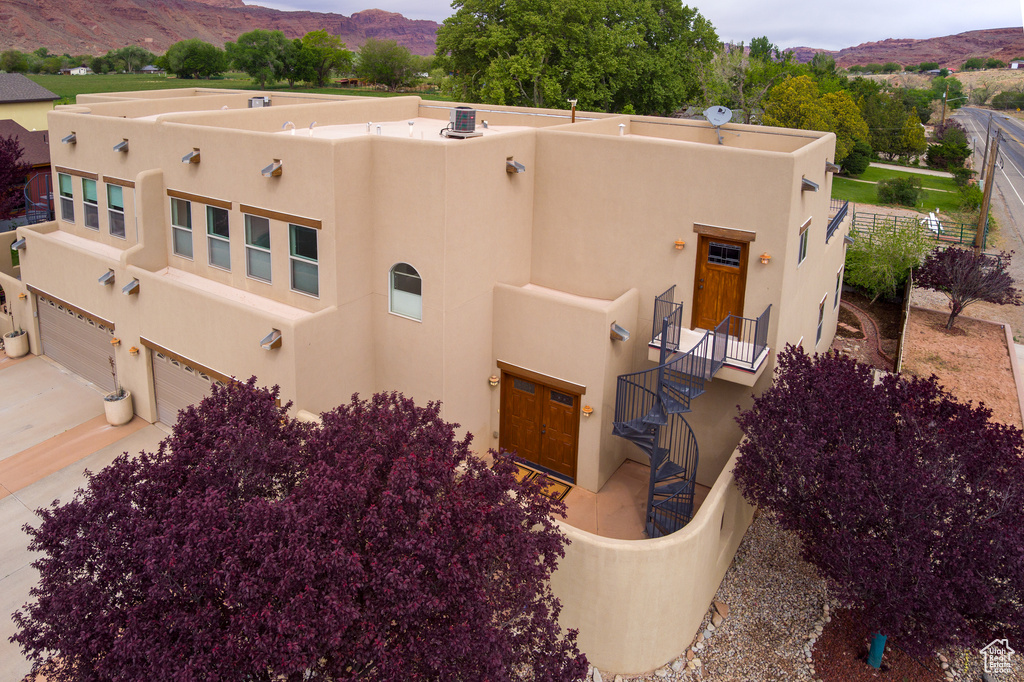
[{"x1": 550, "y1": 448, "x2": 754, "y2": 674}]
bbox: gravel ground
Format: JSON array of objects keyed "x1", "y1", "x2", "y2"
[{"x1": 587, "y1": 512, "x2": 1023, "y2": 682}]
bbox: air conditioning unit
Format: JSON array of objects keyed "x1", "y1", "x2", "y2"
[
  {"x1": 248, "y1": 96, "x2": 271, "y2": 108},
  {"x1": 451, "y1": 106, "x2": 476, "y2": 133}
]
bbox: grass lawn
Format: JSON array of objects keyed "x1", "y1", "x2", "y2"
[
  {"x1": 833, "y1": 165, "x2": 963, "y2": 213},
  {"x1": 27, "y1": 73, "x2": 447, "y2": 104}
]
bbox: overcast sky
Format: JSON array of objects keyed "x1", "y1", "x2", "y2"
[{"x1": 246, "y1": 0, "x2": 1023, "y2": 51}]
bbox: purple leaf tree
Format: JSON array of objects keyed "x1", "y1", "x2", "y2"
[
  {"x1": 11, "y1": 379, "x2": 587, "y2": 681},
  {"x1": 915, "y1": 246, "x2": 1022, "y2": 329},
  {"x1": 0, "y1": 134, "x2": 31, "y2": 220},
  {"x1": 733, "y1": 346, "x2": 1024, "y2": 662}
]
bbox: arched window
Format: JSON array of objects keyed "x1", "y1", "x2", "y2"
[{"x1": 390, "y1": 263, "x2": 422, "y2": 321}]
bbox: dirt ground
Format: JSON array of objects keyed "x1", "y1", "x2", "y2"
[{"x1": 900, "y1": 307, "x2": 1023, "y2": 429}]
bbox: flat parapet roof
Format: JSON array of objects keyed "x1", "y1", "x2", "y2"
[{"x1": 278, "y1": 117, "x2": 532, "y2": 141}]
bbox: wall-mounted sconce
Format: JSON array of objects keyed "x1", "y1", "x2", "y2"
[
  {"x1": 759, "y1": 252, "x2": 772, "y2": 264},
  {"x1": 129, "y1": 346, "x2": 139, "y2": 356},
  {"x1": 801, "y1": 177, "x2": 819, "y2": 192},
  {"x1": 110, "y1": 337, "x2": 121, "y2": 346},
  {"x1": 261, "y1": 160, "x2": 283, "y2": 177},
  {"x1": 61, "y1": 132, "x2": 76, "y2": 145},
  {"x1": 674, "y1": 240, "x2": 686, "y2": 250},
  {"x1": 488, "y1": 375, "x2": 500, "y2": 387},
  {"x1": 122, "y1": 279, "x2": 139, "y2": 295},
  {"x1": 98, "y1": 270, "x2": 115, "y2": 286},
  {"x1": 182, "y1": 149, "x2": 201, "y2": 164},
  {"x1": 610, "y1": 322, "x2": 630, "y2": 342},
  {"x1": 260, "y1": 329, "x2": 282, "y2": 350},
  {"x1": 506, "y1": 158, "x2": 526, "y2": 174},
  {"x1": 18, "y1": 292, "x2": 27, "y2": 300},
  {"x1": 843, "y1": 234, "x2": 855, "y2": 246},
  {"x1": 12, "y1": 238, "x2": 26, "y2": 251},
  {"x1": 113, "y1": 139, "x2": 129, "y2": 153},
  {"x1": 825, "y1": 161, "x2": 841, "y2": 173},
  {"x1": 582, "y1": 405, "x2": 594, "y2": 418}
]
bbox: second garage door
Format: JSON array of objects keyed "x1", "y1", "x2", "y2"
[
  {"x1": 36, "y1": 293, "x2": 116, "y2": 393},
  {"x1": 151, "y1": 350, "x2": 221, "y2": 426}
]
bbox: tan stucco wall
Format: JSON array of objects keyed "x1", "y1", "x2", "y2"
[
  {"x1": 0, "y1": 100, "x2": 54, "y2": 131},
  {"x1": 551, "y1": 447, "x2": 755, "y2": 673}
]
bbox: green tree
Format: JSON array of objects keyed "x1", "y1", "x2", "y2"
[
  {"x1": 986, "y1": 57, "x2": 1006, "y2": 69},
  {"x1": 435, "y1": 0, "x2": 717, "y2": 115},
  {"x1": 701, "y1": 40, "x2": 795, "y2": 123},
  {"x1": 89, "y1": 56, "x2": 111, "y2": 74},
  {"x1": 355, "y1": 38, "x2": 417, "y2": 91},
  {"x1": 748, "y1": 35, "x2": 777, "y2": 62},
  {"x1": 844, "y1": 220, "x2": 931, "y2": 301},
  {"x1": 107, "y1": 46, "x2": 155, "y2": 73},
  {"x1": 918, "y1": 62, "x2": 939, "y2": 72},
  {"x1": 901, "y1": 88, "x2": 934, "y2": 124},
  {"x1": 860, "y1": 90, "x2": 926, "y2": 160},
  {"x1": 864, "y1": 62, "x2": 883, "y2": 73},
  {"x1": 842, "y1": 139, "x2": 873, "y2": 175},
  {"x1": 762, "y1": 75, "x2": 868, "y2": 162},
  {"x1": 962, "y1": 57, "x2": 985, "y2": 70},
  {"x1": 226, "y1": 29, "x2": 289, "y2": 88},
  {"x1": 299, "y1": 30, "x2": 354, "y2": 87},
  {"x1": 881, "y1": 61, "x2": 901, "y2": 73},
  {"x1": 931, "y1": 75, "x2": 964, "y2": 110},
  {"x1": 165, "y1": 39, "x2": 227, "y2": 79},
  {"x1": 0, "y1": 50, "x2": 29, "y2": 73},
  {"x1": 876, "y1": 176, "x2": 921, "y2": 206}
]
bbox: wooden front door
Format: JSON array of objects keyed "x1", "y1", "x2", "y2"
[
  {"x1": 692, "y1": 236, "x2": 749, "y2": 331},
  {"x1": 499, "y1": 372, "x2": 580, "y2": 482}
]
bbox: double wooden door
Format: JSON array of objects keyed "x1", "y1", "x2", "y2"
[
  {"x1": 499, "y1": 372, "x2": 580, "y2": 482},
  {"x1": 691, "y1": 235, "x2": 749, "y2": 331}
]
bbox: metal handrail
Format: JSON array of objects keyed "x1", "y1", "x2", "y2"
[
  {"x1": 652, "y1": 285, "x2": 683, "y2": 354},
  {"x1": 716, "y1": 304, "x2": 771, "y2": 367},
  {"x1": 826, "y1": 200, "x2": 848, "y2": 242}
]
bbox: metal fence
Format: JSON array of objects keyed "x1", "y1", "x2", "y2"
[{"x1": 849, "y1": 208, "x2": 986, "y2": 249}]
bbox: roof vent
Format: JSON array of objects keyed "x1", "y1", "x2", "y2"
[{"x1": 249, "y1": 96, "x2": 271, "y2": 108}]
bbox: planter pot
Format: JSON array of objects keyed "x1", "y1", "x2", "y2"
[
  {"x1": 103, "y1": 390, "x2": 134, "y2": 426},
  {"x1": 4, "y1": 330, "x2": 28, "y2": 359}
]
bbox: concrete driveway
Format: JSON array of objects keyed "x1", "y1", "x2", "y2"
[{"x1": 0, "y1": 355, "x2": 165, "y2": 682}]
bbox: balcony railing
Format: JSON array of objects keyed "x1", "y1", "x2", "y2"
[
  {"x1": 826, "y1": 200, "x2": 848, "y2": 243},
  {"x1": 717, "y1": 304, "x2": 771, "y2": 369},
  {"x1": 652, "y1": 285, "x2": 683, "y2": 357}
]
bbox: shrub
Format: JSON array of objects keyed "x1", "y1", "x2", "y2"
[
  {"x1": 876, "y1": 176, "x2": 921, "y2": 206},
  {"x1": 992, "y1": 89, "x2": 1024, "y2": 110},
  {"x1": 842, "y1": 139, "x2": 873, "y2": 175},
  {"x1": 844, "y1": 219, "x2": 931, "y2": 301},
  {"x1": 959, "y1": 184, "x2": 983, "y2": 211},
  {"x1": 949, "y1": 166, "x2": 975, "y2": 188}
]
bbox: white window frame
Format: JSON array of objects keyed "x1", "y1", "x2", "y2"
[
  {"x1": 206, "y1": 205, "x2": 230, "y2": 271},
  {"x1": 244, "y1": 214, "x2": 272, "y2": 283},
  {"x1": 835, "y1": 267, "x2": 843, "y2": 309},
  {"x1": 171, "y1": 197, "x2": 193, "y2": 259},
  {"x1": 82, "y1": 178, "x2": 99, "y2": 230},
  {"x1": 107, "y1": 184, "x2": 126, "y2": 239},
  {"x1": 816, "y1": 294, "x2": 827, "y2": 346},
  {"x1": 389, "y1": 262, "x2": 422, "y2": 321},
  {"x1": 798, "y1": 218, "x2": 811, "y2": 265},
  {"x1": 58, "y1": 172, "x2": 74, "y2": 223},
  {"x1": 289, "y1": 224, "x2": 319, "y2": 298}
]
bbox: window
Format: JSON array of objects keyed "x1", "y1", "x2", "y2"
[
  {"x1": 107, "y1": 184, "x2": 125, "y2": 239},
  {"x1": 244, "y1": 215, "x2": 271, "y2": 282},
  {"x1": 798, "y1": 222, "x2": 810, "y2": 264},
  {"x1": 816, "y1": 296, "x2": 826, "y2": 345},
  {"x1": 207, "y1": 206, "x2": 230, "y2": 270},
  {"x1": 708, "y1": 242, "x2": 742, "y2": 267},
  {"x1": 289, "y1": 224, "x2": 318, "y2": 297},
  {"x1": 389, "y1": 263, "x2": 422, "y2": 320},
  {"x1": 58, "y1": 173, "x2": 73, "y2": 222},
  {"x1": 835, "y1": 268, "x2": 843, "y2": 309},
  {"x1": 171, "y1": 197, "x2": 192, "y2": 258},
  {"x1": 82, "y1": 178, "x2": 98, "y2": 229}
]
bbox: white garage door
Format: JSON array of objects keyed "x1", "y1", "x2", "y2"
[
  {"x1": 150, "y1": 350, "x2": 221, "y2": 426},
  {"x1": 36, "y1": 293, "x2": 116, "y2": 393}
]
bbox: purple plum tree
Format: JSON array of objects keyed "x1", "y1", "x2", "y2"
[
  {"x1": 0, "y1": 134, "x2": 30, "y2": 220},
  {"x1": 915, "y1": 246, "x2": 1022, "y2": 329},
  {"x1": 733, "y1": 346, "x2": 1024, "y2": 661},
  {"x1": 11, "y1": 379, "x2": 587, "y2": 681}
]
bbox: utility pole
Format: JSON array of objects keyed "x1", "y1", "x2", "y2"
[
  {"x1": 980, "y1": 113, "x2": 994, "y2": 181},
  {"x1": 976, "y1": 130, "x2": 1001, "y2": 253},
  {"x1": 940, "y1": 84, "x2": 948, "y2": 125}
]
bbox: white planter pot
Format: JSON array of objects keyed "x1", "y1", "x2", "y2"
[
  {"x1": 4, "y1": 330, "x2": 28, "y2": 359},
  {"x1": 104, "y1": 390, "x2": 134, "y2": 426}
]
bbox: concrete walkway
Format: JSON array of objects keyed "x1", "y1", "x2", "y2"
[
  {"x1": 868, "y1": 162, "x2": 954, "y2": 178},
  {"x1": 0, "y1": 356, "x2": 166, "y2": 682}
]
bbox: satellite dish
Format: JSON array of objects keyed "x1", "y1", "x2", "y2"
[{"x1": 703, "y1": 105, "x2": 733, "y2": 127}]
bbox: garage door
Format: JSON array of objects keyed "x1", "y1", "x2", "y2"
[
  {"x1": 36, "y1": 293, "x2": 116, "y2": 393},
  {"x1": 150, "y1": 350, "x2": 222, "y2": 426}
]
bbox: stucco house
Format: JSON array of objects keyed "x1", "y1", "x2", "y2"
[
  {"x1": 2, "y1": 88, "x2": 849, "y2": 673},
  {"x1": 0, "y1": 74, "x2": 58, "y2": 131}
]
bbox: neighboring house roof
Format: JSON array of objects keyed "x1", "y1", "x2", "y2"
[
  {"x1": 140, "y1": 65, "x2": 163, "y2": 72},
  {"x1": 0, "y1": 73, "x2": 59, "y2": 104},
  {"x1": 0, "y1": 119, "x2": 51, "y2": 167}
]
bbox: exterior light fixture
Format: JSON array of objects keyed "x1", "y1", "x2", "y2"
[
  {"x1": 801, "y1": 177, "x2": 819, "y2": 192},
  {"x1": 760, "y1": 252, "x2": 771, "y2": 264},
  {"x1": 18, "y1": 292, "x2": 27, "y2": 300},
  {"x1": 260, "y1": 329, "x2": 282, "y2": 350},
  {"x1": 674, "y1": 240, "x2": 686, "y2": 250},
  {"x1": 261, "y1": 160, "x2": 283, "y2": 177},
  {"x1": 182, "y1": 149, "x2": 200, "y2": 164},
  {"x1": 610, "y1": 322, "x2": 630, "y2": 342},
  {"x1": 488, "y1": 375, "x2": 500, "y2": 387},
  {"x1": 113, "y1": 139, "x2": 129, "y2": 153},
  {"x1": 129, "y1": 346, "x2": 139, "y2": 356},
  {"x1": 12, "y1": 238, "x2": 26, "y2": 251},
  {"x1": 98, "y1": 270, "x2": 115, "y2": 286},
  {"x1": 582, "y1": 405, "x2": 594, "y2": 418},
  {"x1": 122, "y1": 279, "x2": 140, "y2": 295},
  {"x1": 61, "y1": 132, "x2": 76, "y2": 145},
  {"x1": 110, "y1": 337, "x2": 121, "y2": 346},
  {"x1": 506, "y1": 158, "x2": 526, "y2": 174}
]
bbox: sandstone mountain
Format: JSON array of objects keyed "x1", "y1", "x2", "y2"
[
  {"x1": 0, "y1": 0, "x2": 439, "y2": 56},
  {"x1": 787, "y1": 27, "x2": 1024, "y2": 69}
]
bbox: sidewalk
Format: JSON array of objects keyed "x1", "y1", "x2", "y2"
[{"x1": 868, "y1": 162, "x2": 954, "y2": 178}]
